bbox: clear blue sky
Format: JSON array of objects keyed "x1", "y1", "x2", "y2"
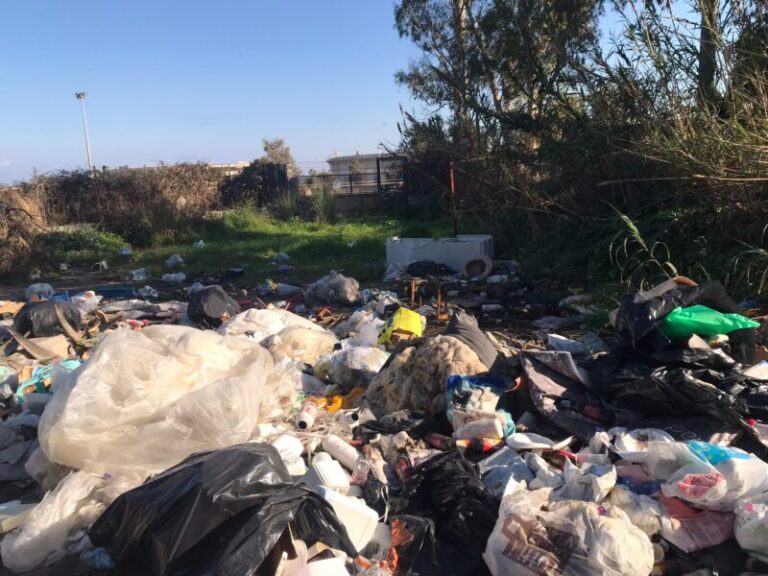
[{"x1": 0, "y1": 1, "x2": 419, "y2": 183}]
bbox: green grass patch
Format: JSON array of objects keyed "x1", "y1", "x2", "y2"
[
  {"x1": 32, "y1": 226, "x2": 127, "y2": 266},
  {"x1": 124, "y1": 208, "x2": 452, "y2": 286}
]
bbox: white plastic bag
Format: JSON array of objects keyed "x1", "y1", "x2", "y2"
[
  {"x1": 39, "y1": 325, "x2": 273, "y2": 477},
  {"x1": 607, "y1": 485, "x2": 662, "y2": 536},
  {"x1": 263, "y1": 326, "x2": 337, "y2": 364},
  {"x1": 25, "y1": 283, "x2": 54, "y2": 302},
  {"x1": 610, "y1": 427, "x2": 675, "y2": 462},
  {"x1": 648, "y1": 441, "x2": 768, "y2": 511},
  {"x1": 218, "y1": 308, "x2": 326, "y2": 342},
  {"x1": 326, "y1": 346, "x2": 389, "y2": 391},
  {"x1": 70, "y1": 291, "x2": 102, "y2": 315},
  {"x1": 554, "y1": 460, "x2": 616, "y2": 503},
  {"x1": 161, "y1": 272, "x2": 186, "y2": 283},
  {"x1": 525, "y1": 452, "x2": 564, "y2": 490},
  {"x1": 306, "y1": 271, "x2": 360, "y2": 304},
  {"x1": 735, "y1": 494, "x2": 768, "y2": 561},
  {"x1": 540, "y1": 501, "x2": 654, "y2": 576},
  {"x1": 165, "y1": 254, "x2": 184, "y2": 269},
  {"x1": 478, "y1": 447, "x2": 533, "y2": 497},
  {"x1": 484, "y1": 488, "x2": 653, "y2": 576}
]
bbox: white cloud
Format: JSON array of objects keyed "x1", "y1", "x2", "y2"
[{"x1": 0, "y1": 160, "x2": 11, "y2": 168}]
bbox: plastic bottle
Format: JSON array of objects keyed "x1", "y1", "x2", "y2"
[
  {"x1": 297, "y1": 397, "x2": 328, "y2": 430},
  {"x1": 323, "y1": 434, "x2": 362, "y2": 471}
]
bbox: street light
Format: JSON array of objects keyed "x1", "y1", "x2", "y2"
[{"x1": 74, "y1": 92, "x2": 94, "y2": 172}]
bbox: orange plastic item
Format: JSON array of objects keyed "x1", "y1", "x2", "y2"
[{"x1": 324, "y1": 395, "x2": 343, "y2": 413}]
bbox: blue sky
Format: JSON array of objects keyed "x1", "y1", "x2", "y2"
[{"x1": 0, "y1": 1, "x2": 420, "y2": 182}]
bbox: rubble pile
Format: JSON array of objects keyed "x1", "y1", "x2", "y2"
[{"x1": 0, "y1": 253, "x2": 766, "y2": 575}]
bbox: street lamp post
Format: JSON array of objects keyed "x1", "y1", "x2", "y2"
[{"x1": 74, "y1": 92, "x2": 94, "y2": 172}]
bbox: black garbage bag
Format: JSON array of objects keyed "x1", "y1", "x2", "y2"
[
  {"x1": 590, "y1": 342, "x2": 759, "y2": 426},
  {"x1": 12, "y1": 301, "x2": 82, "y2": 338},
  {"x1": 604, "y1": 363, "x2": 746, "y2": 422},
  {"x1": 90, "y1": 443, "x2": 355, "y2": 576},
  {"x1": 406, "y1": 260, "x2": 456, "y2": 277},
  {"x1": 387, "y1": 516, "x2": 441, "y2": 576},
  {"x1": 614, "y1": 281, "x2": 756, "y2": 364},
  {"x1": 523, "y1": 351, "x2": 641, "y2": 441},
  {"x1": 187, "y1": 285, "x2": 241, "y2": 329},
  {"x1": 390, "y1": 450, "x2": 497, "y2": 575}
]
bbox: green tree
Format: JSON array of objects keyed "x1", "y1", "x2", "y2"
[{"x1": 261, "y1": 138, "x2": 299, "y2": 178}]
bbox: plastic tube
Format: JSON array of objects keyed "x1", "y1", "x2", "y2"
[{"x1": 323, "y1": 434, "x2": 362, "y2": 471}]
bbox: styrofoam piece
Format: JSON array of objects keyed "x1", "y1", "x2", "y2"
[
  {"x1": 453, "y1": 418, "x2": 504, "y2": 440},
  {"x1": 386, "y1": 235, "x2": 494, "y2": 274},
  {"x1": 297, "y1": 557, "x2": 348, "y2": 576},
  {"x1": 303, "y1": 460, "x2": 350, "y2": 494},
  {"x1": 317, "y1": 487, "x2": 378, "y2": 552}
]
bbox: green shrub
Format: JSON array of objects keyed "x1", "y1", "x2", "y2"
[
  {"x1": 311, "y1": 185, "x2": 337, "y2": 225},
  {"x1": 33, "y1": 227, "x2": 126, "y2": 265},
  {"x1": 222, "y1": 203, "x2": 268, "y2": 233},
  {"x1": 270, "y1": 188, "x2": 297, "y2": 221}
]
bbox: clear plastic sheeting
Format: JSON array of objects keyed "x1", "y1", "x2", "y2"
[
  {"x1": 258, "y1": 360, "x2": 304, "y2": 423},
  {"x1": 38, "y1": 325, "x2": 273, "y2": 477},
  {"x1": 25, "y1": 447, "x2": 71, "y2": 493},
  {"x1": 1, "y1": 471, "x2": 138, "y2": 573},
  {"x1": 218, "y1": 308, "x2": 328, "y2": 341}
]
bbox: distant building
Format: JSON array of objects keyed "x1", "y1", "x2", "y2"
[{"x1": 207, "y1": 161, "x2": 250, "y2": 177}]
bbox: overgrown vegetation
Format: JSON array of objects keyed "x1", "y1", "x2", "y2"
[
  {"x1": 23, "y1": 163, "x2": 222, "y2": 247},
  {"x1": 0, "y1": 186, "x2": 46, "y2": 274},
  {"x1": 32, "y1": 227, "x2": 126, "y2": 266},
  {"x1": 270, "y1": 188, "x2": 298, "y2": 220},
  {"x1": 311, "y1": 185, "x2": 338, "y2": 225},
  {"x1": 394, "y1": 0, "x2": 768, "y2": 297}
]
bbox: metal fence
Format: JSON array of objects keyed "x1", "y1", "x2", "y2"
[{"x1": 293, "y1": 157, "x2": 406, "y2": 197}]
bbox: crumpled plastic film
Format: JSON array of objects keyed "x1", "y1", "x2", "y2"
[
  {"x1": 38, "y1": 325, "x2": 273, "y2": 477},
  {"x1": 217, "y1": 308, "x2": 328, "y2": 341},
  {"x1": 1, "y1": 471, "x2": 139, "y2": 572},
  {"x1": 263, "y1": 326, "x2": 337, "y2": 365}
]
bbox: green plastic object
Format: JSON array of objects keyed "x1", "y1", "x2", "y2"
[{"x1": 661, "y1": 305, "x2": 760, "y2": 340}]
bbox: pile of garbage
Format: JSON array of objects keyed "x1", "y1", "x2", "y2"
[{"x1": 0, "y1": 269, "x2": 767, "y2": 575}]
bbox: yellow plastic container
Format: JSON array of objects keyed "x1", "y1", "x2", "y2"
[{"x1": 378, "y1": 307, "x2": 423, "y2": 346}]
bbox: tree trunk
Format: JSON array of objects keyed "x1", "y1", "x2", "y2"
[
  {"x1": 452, "y1": 0, "x2": 471, "y2": 131},
  {"x1": 697, "y1": 0, "x2": 719, "y2": 110}
]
